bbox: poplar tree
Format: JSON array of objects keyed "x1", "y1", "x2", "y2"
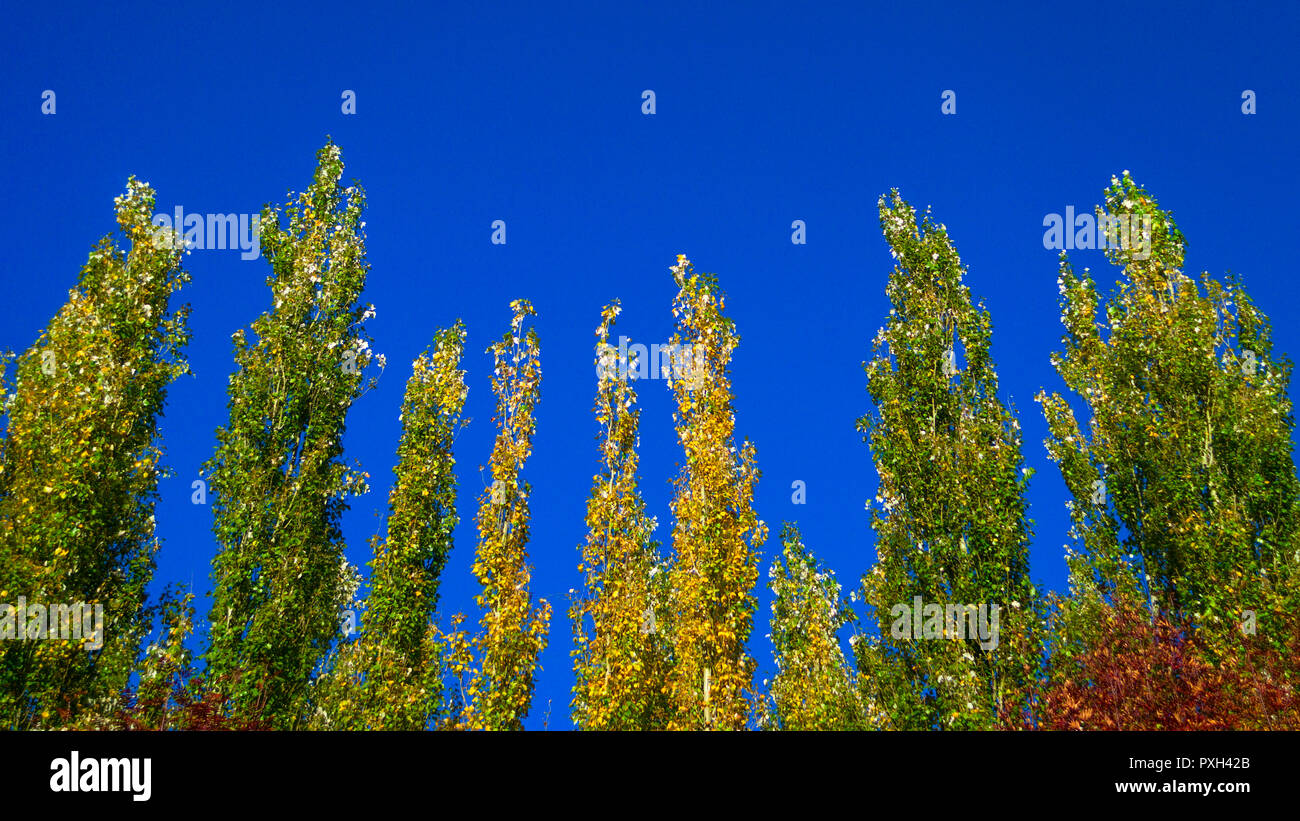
[
  {"x1": 0, "y1": 179, "x2": 190, "y2": 728},
  {"x1": 310, "y1": 323, "x2": 468, "y2": 729},
  {"x1": 570, "y1": 301, "x2": 673, "y2": 730},
  {"x1": 1039, "y1": 172, "x2": 1300, "y2": 657},
  {"x1": 444, "y1": 300, "x2": 550, "y2": 730},
  {"x1": 663, "y1": 255, "x2": 767, "y2": 730},
  {"x1": 855, "y1": 192, "x2": 1042, "y2": 730},
  {"x1": 762, "y1": 523, "x2": 870, "y2": 730},
  {"x1": 203, "y1": 141, "x2": 379, "y2": 727}
]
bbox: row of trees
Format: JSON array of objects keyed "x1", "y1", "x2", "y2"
[{"x1": 1, "y1": 144, "x2": 1295, "y2": 730}]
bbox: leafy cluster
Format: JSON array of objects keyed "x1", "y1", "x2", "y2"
[{"x1": 1025, "y1": 600, "x2": 1299, "y2": 730}]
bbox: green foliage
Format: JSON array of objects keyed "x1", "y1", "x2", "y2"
[
  {"x1": 0, "y1": 178, "x2": 190, "y2": 728},
  {"x1": 202, "y1": 141, "x2": 377, "y2": 728},
  {"x1": 856, "y1": 191, "x2": 1043, "y2": 730},
  {"x1": 761, "y1": 523, "x2": 870, "y2": 730},
  {"x1": 311, "y1": 323, "x2": 469, "y2": 729},
  {"x1": 1039, "y1": 172, "x2": 1300, "y2": 657}
]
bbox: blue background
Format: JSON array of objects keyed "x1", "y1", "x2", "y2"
[{"x1": 3, "y1": 0, "x2": 1297, "y2": 728}]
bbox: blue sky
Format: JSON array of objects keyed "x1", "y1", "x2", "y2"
[{"x1": 2, "y1": 1, "x2": 1297, "y2": 728}]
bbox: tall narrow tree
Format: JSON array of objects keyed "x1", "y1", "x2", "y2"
[
  {"x1": 664, "y1": 255, "x2": 767, "y2": 730},
  {"x1": 310, "y1": 322, "x2": 468, "y2": 729},
  {"x1": 0, "y1": 179, "x2": 190, "y2": 728},
  {"x1": 444, "y1": 300, "x2": 550, "y2": 730},
  {"x1": 570, "y1": 301, "x2": 672, "y2": 729},
  {"x1": 203, "y1": 141, "x2": 379, "y2": 727},
  {"x1": 855, "y1": 192, "x2": 1042, "y2": 730},
  {"x1": 1039, "y1": 172, "x2": 1300, "y2": 657}
]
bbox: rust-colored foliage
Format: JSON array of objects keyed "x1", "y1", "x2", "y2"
[
  {"x1": 60, "y1": 595, "x2": 268, "y2": 730},
  {"x1": 62, "y1": 673, "x2": 271, "y2": 731},
  {"x1": 1025, "y1": 601, "x2": 1299, "y2": 730}
]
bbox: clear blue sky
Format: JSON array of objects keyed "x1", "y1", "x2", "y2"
[{"x1": 3, "y1": 1, "x2": 1297, "y2": 728}]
